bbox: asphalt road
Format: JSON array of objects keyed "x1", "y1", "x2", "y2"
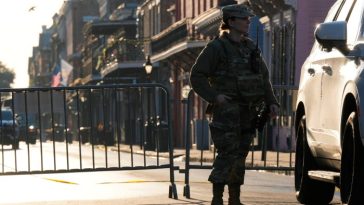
[
  {"x1": 0, "y1": 169, "x2": 342, "y2": 205},
  {"x1": 0, "y1": 142, "x2": 342, "y2": 204},
  {"x1": 0, "y1": 141, "x2": 170, "y2": 172}
]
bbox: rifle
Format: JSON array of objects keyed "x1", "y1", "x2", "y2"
[{"x1": 254, "y1": 101, "x2": 270, "y2": 132}]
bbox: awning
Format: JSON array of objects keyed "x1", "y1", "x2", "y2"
[{"x1": 151, "y1": 40, "x2": 207, "y2": 63}]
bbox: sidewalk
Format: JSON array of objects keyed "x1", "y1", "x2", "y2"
[{"x1": 110, "y1": 144, "x2": 296, "y2": 170}]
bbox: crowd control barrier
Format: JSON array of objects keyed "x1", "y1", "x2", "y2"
[
  {"x1": 182, "y1": 85, "x2": 298, "y2": 198},
  {"x1": 0, "y1": 83, "x2": 178, "y2": 199}
]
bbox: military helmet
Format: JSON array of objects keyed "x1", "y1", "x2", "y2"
[{"x1": 222, "y1": 4, "x2": 255, "y2": 21}]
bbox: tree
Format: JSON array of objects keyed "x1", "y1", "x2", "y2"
[{"x1": 0, "y1": 61, "x2": 15, "y2": 88}]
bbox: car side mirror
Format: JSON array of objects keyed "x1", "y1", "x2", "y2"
[
  {"x1": 315, "y1": 21, "x2": 349, "y2": 54},
  {"x1": 347, "y1": 44, "x2": 364, "y2": 63}
]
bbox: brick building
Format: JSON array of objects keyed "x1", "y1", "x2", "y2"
[{"x1": 27, "y1": 0, "x2": 337, "y2": 149}]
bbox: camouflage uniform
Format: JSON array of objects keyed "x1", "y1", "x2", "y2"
[{"x1": 190, "y1": 32, "x2": 278, "y2": 186}]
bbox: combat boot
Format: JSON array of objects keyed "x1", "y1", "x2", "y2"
[
  {"x1": 211, "y1": 183, "x2": 224, "y2": 205},
  {"x1": 228, "y1": 184, "x2": 243, "y2": 205}
]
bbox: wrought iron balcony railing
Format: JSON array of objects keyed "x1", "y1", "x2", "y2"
[
  {"x1": 96, "y1": 39, "x2": 145, "y2": 72},
  {"x1": 151, "y1": 18, "x2": 195, "y2": 55}
]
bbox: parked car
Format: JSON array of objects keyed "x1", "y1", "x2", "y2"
[
  {"x1": 18, "y1": 114, "x2": 38, "y2": 144},
  {"x1": 0, "y1": 108, "x2": 19, "y2": 149},
  {"x1": 294, "y1": 0, "x2": 364, "y2": 204},
  {"x1": 45, "y1": 123, "x2": 72, "y2": 143}
]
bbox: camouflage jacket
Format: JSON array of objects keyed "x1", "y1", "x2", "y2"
[{"x1": 190, "y1": 33, "x2": 278, "y2": 107}]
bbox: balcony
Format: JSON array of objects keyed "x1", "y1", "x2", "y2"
[
  {"x1": 151, "y1": 19, "x2": 190, "y2": 54},
  {"x1": 150, "y1": 18, "x2": 207, "y2": 63},
  {"x1": 248, "y1": 0, "x2": 294, "y2": 17},
  {"x1": 192, "y1": 8, "x2": 221, "y2": 37},
  {"x1": 81, "y1": 20, "x2": 144, "y2": 82},
  {"x1": 98, "y1": 39, "x2": 145, "y2": 77}
]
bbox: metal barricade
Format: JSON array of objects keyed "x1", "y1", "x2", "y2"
[
  {"x1": 183, "y1": 85, "x2": 298, "y2": 198},
  {"x1": 0, "y1": 83, "x2": 178, "y2": 199}
]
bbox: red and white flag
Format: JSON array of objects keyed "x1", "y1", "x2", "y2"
[{"x1": 51, "y1": 64, "x2": 61, "y2": 87}]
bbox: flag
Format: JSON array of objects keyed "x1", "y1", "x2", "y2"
[
  {"x1": 51, "y1": 64, "x2": 61, "y2": 87},
  {"x1": 61, "y1": 59, "x2": 73, "y2": 86}
]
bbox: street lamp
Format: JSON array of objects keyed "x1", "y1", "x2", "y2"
[
  {"x1": 181, "y1": 84, "x2": 192, "y2": 198},
  {"x1": 182, "y1": 84, "x2": 191, "y2": 99},
  {"x1": 144, "y1": 55, "x2": 153, "y2": 76},
  {"x1": 144, "y1": 54, "x2": 154, "y2": 150}
]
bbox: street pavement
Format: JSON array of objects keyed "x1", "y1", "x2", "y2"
[
  {"x1": 0, "y1": 142, "x2": 341, "y2": 205},
  {"x1": 113, "y1": 144, "x2": 296, "y2": 169},
  {"x1": 0, "y1": 169, "x2": 341, "y2": 205}
]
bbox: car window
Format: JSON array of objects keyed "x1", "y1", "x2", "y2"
[
  {"x1": 1, "y1": 110, "x2": 13, "y2": 121},
  {"x1": 329, "y1": 0, "x2": 345, "y2": 22},
  {"x1": 336, "y1": 0, "x2": 356, "y2": 21},
  {"x1": 358, "y1": 4, "x2": 364, "y2": 41},
  {"x1": 345, "y1": 0, "x2": 362, "y2": 44},
  {"x1": 310, "y1": 1, "x2": 343, "y2": 55}
]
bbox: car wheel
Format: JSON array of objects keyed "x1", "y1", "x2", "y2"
[
  {"x1": 67, "y1": 134, "x2": 73, "y2": 144},
  {"x1": 25, "y1": 136, "x2": 36, "y2": 144},
  {"x1": 341, "y1": 112, "x2": 364, "y2": 204},
  {"x1": 295, "y1": 116, "x2": 335, "y2": 204},
  {"x1": 12, "y1": 142, "x2": 19, "y2": 150}
]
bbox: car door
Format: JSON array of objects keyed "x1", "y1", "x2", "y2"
[
  {"x1": 318, "y1": 0, "x2": 361, "y2": 160},
  {"x1": 301, "y1": 1, "x2": 342, "y2": 156},
  {"x1": 302, "y1": 49, "x2": 324, "y2": 143}
]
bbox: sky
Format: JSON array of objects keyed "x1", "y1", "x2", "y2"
[{"x1": 0, "y1": 0, "x2": 65, "y2": 88}]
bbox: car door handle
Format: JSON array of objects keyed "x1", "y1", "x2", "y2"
[
  {"x1": 322, "y1": 65, "x2": 332, "y2": 75},
  {"x1": 308, "y1": 68, "x2": 315, "y2": 75}
]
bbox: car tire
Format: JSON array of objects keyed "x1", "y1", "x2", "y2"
[
  {"x1": 67, "y1": 134, "x2": 73, "y2": 144},
  {"x1": 31, "y1": 137, "x2": 36, "y2": 144},
  {"x1": 341, "y1": 112, "x2": 364, "y2": 204},
  {"x1": 12, "y1": 142, "x2": 19, "y2": 150},
  {"x1": 26, "y1": 136, "x2": 36, "y2": 144},
  {"x1": 295, "y1": 116, "x2": 335, "y2": 204}
]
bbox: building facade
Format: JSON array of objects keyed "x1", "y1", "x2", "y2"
[
  {"x1": 28, "y1": 0, "x2": 337, "y2": 149},
  {"x1": 137, "y1": 0, "x2": 335, "y2": 148},
  {"x1": 28, "y1": 0, "x2": 99, "y2": 87},
  {"x1": 28, "y1": 26, "x2": 53, "y2": 87}
]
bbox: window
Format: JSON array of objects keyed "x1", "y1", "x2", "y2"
[
  {"x1": 335, "y1": 0, "x2": 356, "y2": 22},
  {"x1": 345, "y1": 0, "x2": 363, "y2": 43},
  {"x1": 309, "y1": 1, "x2": 343, "y2": 54},
  {"x1": 358, "y1": 12, "x2": 364, "y2": 40},
  {"x1": 325, "y1": 0, "x2": 344, "y2": 22}
]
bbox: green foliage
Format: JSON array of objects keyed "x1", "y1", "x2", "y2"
[{"x1": 0, "y1": 61, "x2": 15, "y2": 88}]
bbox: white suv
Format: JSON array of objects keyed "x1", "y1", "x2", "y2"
[{"x1": 295, "y1": 0, "x2": 364, "y2": 204}]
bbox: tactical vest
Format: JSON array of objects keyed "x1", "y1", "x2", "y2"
[{"x1": 209, "y1": 37, "x2": 265, "y2": 105}]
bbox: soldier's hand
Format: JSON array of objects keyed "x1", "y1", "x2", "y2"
[
  {"x1": 269, "y1": 104, "x2": 279, "y2": 119},
  {"x1": 215, "y1": 94, "x2": 232, "y2": 105}
]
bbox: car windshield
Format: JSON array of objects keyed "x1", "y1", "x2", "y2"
[
  {"x1": 1, "y1": 110, "x2": 13, "y2": 121},
  {"x1": 360, "y1": 16, "x2": 364, "y2": 40}
]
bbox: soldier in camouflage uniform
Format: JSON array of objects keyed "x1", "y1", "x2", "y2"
[{"x1": 190, "y1": 4, "x2": 279, "y2": 205}]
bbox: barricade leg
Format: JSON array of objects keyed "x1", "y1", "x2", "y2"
[
  {"x1": 169, "y1": 183, "x2": 178, "y2": 199},
  {"x1": 183, "y1": 94, "x2": 191, "y2": 198},
  {"x1": 167, "y1": 90, "x2": 178, "y2": 199},
  {"x1": 183, "y1": 184, "x2": 190, "y2": 198}
]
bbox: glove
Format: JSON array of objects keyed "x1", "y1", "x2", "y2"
[{"x1": 255, "y1": 102, "x2": 270, "y2": 132}]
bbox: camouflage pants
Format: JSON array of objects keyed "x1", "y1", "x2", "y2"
[{"x1": 208, "y1": 102, "x2": 255, "y2": 185}]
